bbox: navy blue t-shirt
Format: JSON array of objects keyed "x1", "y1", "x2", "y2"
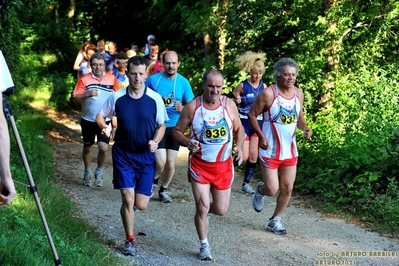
[
  {"x1": 104, "y1": 51, "x2": 118, "y2": 73},
  {"x1": 100, "y1": 87, "x2": 168, "y2": 153}
]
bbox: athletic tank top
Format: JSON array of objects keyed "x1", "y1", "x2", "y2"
[
  {"x1": 190, "y1": 96, "x2": 233, "y2": 163},
  {"x1": 238, "y1": 79, "x2": 264, "y2": 120},
  {"x1": 260, "y1": 84, "x2": 301, "y2": 160}
]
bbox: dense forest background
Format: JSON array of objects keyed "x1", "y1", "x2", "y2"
[{"x1": 1, "y1": 0, "x2": 399, "y2": 233}]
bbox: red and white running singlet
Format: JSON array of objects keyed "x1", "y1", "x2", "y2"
[
  {"x1": 260, "y1": 84, "x2": 301, "y2": 160},
  {"x1": 189, "y1": 96, "x2": 233, "y2": 163}
]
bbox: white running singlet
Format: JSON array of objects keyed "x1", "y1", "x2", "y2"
[
  {"x1": 260, "y1": 84, "x2": 301, "y2": 160},
  {"x1": 190, "y1": 96, "x2": 233, "y2": 163}
]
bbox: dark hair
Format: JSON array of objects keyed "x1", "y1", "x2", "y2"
[
  {"x1": 127, "y1": 56, "x2": 147, "y2": 71},
  {"x1": 159, "y1": 47, "x2": 168, "y2": 55},
  {"x1": 130, "y1": 42, "x2": 138, "y2": 48},
  {"x1": 107, "y1": 41, "x2": 117, "y2": 46},
  {"x1": 117, "y1": 51, "x2": 129, "y2": 60},
  {"x1": 89, "y1": 52, "x2": 106, "y2": 65},
  {"x1": 158, "y1": 47, "x2": 168, "y2": 62}
]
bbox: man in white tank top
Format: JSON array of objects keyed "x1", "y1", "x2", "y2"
[
  {"x1": 248, "y1": 58, "x2": 312, "y2": 235},
  {"x1": 173, "y1": 70, "x2": 245, "y2": 261}
]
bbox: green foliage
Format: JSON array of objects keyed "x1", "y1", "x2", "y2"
[
  {"x1": 357, "y1": 177, "x2": 399, "y2": 233},
  {"x1": 296, "y1": 62, "x2": 399, "y2": 233},
  {"x1": 0, "y1": 0, "x2": 23, "y2": 71},
  {"x1": 48, "y1": 72, "x2": 76, "y2": 110},
  {"x1": 10, "y1": 53, "x2": 76, "y2": 111},
  {"x1": 19, "y1": 0, "x2": 79, "y2": 74}
]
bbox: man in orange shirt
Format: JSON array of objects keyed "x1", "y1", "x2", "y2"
[{"x1": 73, "y1": 52, "x2": 120, "y2": 187}]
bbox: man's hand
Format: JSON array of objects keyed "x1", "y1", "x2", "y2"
[
  {"x1": 188, "y1": 139, "x2": 199, "y2": 153},
  {"x1": 86, "y1": 88, "x2": 98, "y2": 98},
  {"x1": 174, "y1": 100, "x2": 184, "y2": 112},
  {"x1": 234, "y1": 95, "x2": 241, "y2": 104},
  {"x1": 258, "y1": 135, "x2": 270, "y2": 150},
  {"x1": 233, "y1": 146, "x2": 244, "y2": 166},
  {"x1": 101, "y1": 124, "x2": 112, "y2": 137},
  {"x1": 148, "y1": 140, "x2": 158, "y2": 153},
  {"x1": 0, "y1": 178, "x2": 16, "y2": 207},
  {"x1": 303, "y1": 128, "x2": 312, "y2": 139}
]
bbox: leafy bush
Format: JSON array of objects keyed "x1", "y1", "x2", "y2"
[
  {"x1": 357, "y1": 177, "x2": 399, "y2": 233},
  {"x1": 296, "y1": 63, "x2": 399, "y2": 233},
  {"x1": 0, "y1": 0, "x2": 22, "y2": 71}
]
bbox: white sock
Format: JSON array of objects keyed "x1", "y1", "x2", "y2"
[{"x1": 200, "y1": 239, "x2": 209, "y2": 248}]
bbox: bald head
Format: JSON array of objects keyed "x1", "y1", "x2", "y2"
[
  {"x1": 163, "y1": 51, "x2": 179, "y2": 63},
  {"x1": 163, "y1": 51, "x2": 180, "y2": 78},
  {"x1": 202, "y1": 70, "x2": 223, "y2": 85},
  {"x1": 202, "y1": 70, "x2": 224, "y2": 103}
]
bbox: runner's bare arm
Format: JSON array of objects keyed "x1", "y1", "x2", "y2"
[
  {"x1": 231, "y1": 82, "x2": 244, "y2": 104},
  {"x1": 227, "y1": 98, "x2": 244, "y2": 166},
  {"x1": 95, "y1": 114, "x2": 109, "y2": 136},
  {"x1": 153, "y1": 123, "x2": 166, "y2": 144},
  {"x1": 248, "y1": 87, "x2": 273, "y2": 150}
]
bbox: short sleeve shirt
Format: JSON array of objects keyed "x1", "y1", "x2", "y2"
[
  {"x1": 145, "y1": 72, "x2": 194, "y2": 127},
  {"x1": 100, "y1": 87, "x2": 168, "y2": 152},
  {"x1": 0, "y1": 51, "x2": 14, "y2": 93}
]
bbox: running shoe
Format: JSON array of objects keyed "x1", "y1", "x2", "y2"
[
  {"x1": 252, "y1": 182, "x2": 265, "y2": 212},
  {"x1": 267, "y1": 216, "x2": 287, "y2": 235},
  {"x1": 94, "y1": 168, "x2": 103, "y2": 187},
  {"x1": 83, "y1": 169, "x2": 92, "y2": 187},
  {"x1": 159, "y1": 190, "x2": 172, "y2": 203},
  {"x1": 198, "y1": 245, "x2": 212, "y2": 260},
  {"x1": 241, "y1": 183, "x2": 255, "y2": 194},
  {"x1": 121, "y1": 238, "x2": 136, "y2": 256}
]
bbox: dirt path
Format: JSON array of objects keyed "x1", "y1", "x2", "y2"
[{"x1": 49, "y1": 110, "x2": 399, "y2": 266}]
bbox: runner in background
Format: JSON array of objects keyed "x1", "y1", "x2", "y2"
[
  {"x1": 145, "y1": 51, "x2": 194, "y2": 203},
  {"x1": 73, "y1": 52, "x2": 121, "y2": 187},
  {"x1": 230, "y1": 51, "x2": 267, "y2": 194}
]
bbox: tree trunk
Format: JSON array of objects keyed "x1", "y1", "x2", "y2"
[
  {"x1": 319, "y1": 0, "x2": 339, "y2": 109},
  {"x1": 325, "y1": 0, "x2": 340, "y2": 72},
  {"x1": 69, "y1": 0, "x2": 76, "y2": 18},
  {"x1": 203, "y1": 0, "x2": 211, "y2": 58},
  {"x1": 215, "y1": 0, "x2": 228, "y2": 70}
]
